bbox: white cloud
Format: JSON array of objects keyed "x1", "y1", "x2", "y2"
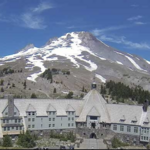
[
  {"x1": 99, "y1": 34, "x2": 150, "y2": 50},
  {"x1": 91, "y1": 25, "x2": 150, "y2": 50},
  {"x1": 127, "y1": 15, "x2": 142, "y2": 21},
  {"x1": 0, "y1": 1, "x2": 54, "y2": 29},
  {"x1": 131, "y1": 4, "x2": 139, "y2": 7},
  {"x1": 135, "y1": 21, "x2": 146, "y2": 25},
  {"x1": 67, "y1": 26, "x2": 76, "y2": 29},
  {"x1": 91, "y1": 25, "x2": 131, "y2": 36},
  {"x1": 32, "y1": 2, "x2": 53, "y2": 13},
  {"x1": 21, "y1": 13, "x2": 46, "y2": 29},
  {"x1": 0, "y1": 13, "x2": 9, "y2": 22}
]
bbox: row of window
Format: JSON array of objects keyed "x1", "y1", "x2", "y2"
[
  {"x1": 28, "y1": 125, "x2": 35, "y2": 129},
  {"x1": 3, "y1": 126, "x2": 22, "y2": 131},
  {"x1": 68, "y1": 117, "x2": 74, "y2": 121},
  {"x1": 141, "y1": 136, "x2": 149, "y2": 141},
  {"x1": 113, "y1": 125, "x2": 138, "y2": 133},
  {"x1": 49, "y1": 118, "x2": 55, "y2": 121},
  {"x1": 141, "y1": 128, "x2": 149, "y2": 134},
  {"x1": 28, "y1": 112, "x2": 35, "y2": 116},
  {"x1": 68, "y1": 112, "x2": 74, "y2": 115},
  {"x1": 28, "y1": 118, "x2": 35, "y2": 122},
  {"x1": 3, "y1": 119, "x2": 21, "y2": 124},
  {"x1": 5, "y1": 112, "x2": 17, "y2": 116},
  {"x1": 28, "y1": 123, "x2": 74, "y2": 129},
  {"x1": 48, "y1": 112, "x2": 56, "y2": 115}
]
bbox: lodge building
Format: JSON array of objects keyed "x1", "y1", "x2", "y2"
[{"x1": 0, "y1": 82, "x2": 150, "y2": 144}]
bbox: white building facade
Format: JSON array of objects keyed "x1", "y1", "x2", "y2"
[{"x1": 0, "y1": 83, "x2": 150, "y2": 144}]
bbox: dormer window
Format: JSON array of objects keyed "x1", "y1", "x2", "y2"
[
  {"x1": 131, "y1": 116, "x2": 137, "y2": 123},
  {"x1": 144, "y1": 117, "x2": 149, "y2": 125},
  {"x1": 120, "y1": 115, "x2": 126, "y2": 122}
]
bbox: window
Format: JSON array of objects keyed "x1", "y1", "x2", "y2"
[
  {"x1": 53, "y1": 112, "x2": 55, "y2": 115},
  {"x1": 72, "y1": 123, "x2": 74, "y2": 126},
  {"x1": 68, "y1": 117, "x2": 70, "y2": 121},
  {"x1": 28, "y1": 112, "x2": 31, "y2": 115},
  {"x1": 134, "y1": 127, "x2": 138, "y2": 133},
  {"x1": 12, "y1": 127, "x2": 14, "y2": 130},
  {"x1": 5, "y1": 112, "x2": 8, "y2": 115},
  {"x1": 7, "y1": 120, "x2": 9, "y2": 123},
  {"x1": 32, "y1": 118, "x2": 35, "y2": 122},
  {"x1": 68, "y1": 123, "x2": 70, "y2": 127},
  {"x1": 4, "y1": 127, "x2": 6, "y2": 131},
  {"x1": 7, "y1": 127, "x2": 10, "y2": 131},
  {"x1": 49, "y1": 124, "x2": 51, "y2": 127},
  {"x1": 61, "y1": 124, "x2": 62, "y2": 126},
  {"x1": 72, "y1": 117, "x2": 74, "y2": 121},
  {"x1": 32, "y1": 112, "x2": 35, "y2": 115},
  {"x1": 3, "y1": 120, "x2": 5, "y2": 123},
  {"x1": 113, "y1": 125, "x2": 117, "y2": 131},
  {"x1": 28, "y1": 118, "x2": 31, "y2": 122},
  {"x1": 68, "y1": 112, "x2": 70, "y2": 115},
  {"x1": 120, "y1": 125, "x2": 124, "y2": 132},
  {"x1": 18, "y1": 119, "x2": 21, "y2": 123},
  {"x1": 90, "y1": 116, "x2": 98, "y2": 120},
  {"x1": 32, "y1": 125, "x2": 35, "y2": 128},
  {"x1": 16, "y1": 127, "x2": 18, "y2": 130},
  {"x1": 72, "y1": 112, "x2": 74, "y2": 115},
  {"x1": 53, "y1": 118, "x2": 55, "y2": 121},
  {"x1": 49, "y1": 118, "x2": 51, "y2": 121},
  {"x1": 53, "y1": 124, "x2": 55, "y2": 127},
  {"x1": 49, "y1": 112, "x2": 51, "y2": 115},
  {"x1": 127, "y1": 126, "x2": 131, "y2": 132},
  {"x1": 20, "y1": 127, "x2": 22, "y2": 130},
  {"x1": 28, "y1": 125, "x2": 31, "y2": 128},
  {"x1": 14, "y1": 112, "x2": 17, "y2": 115},
  {"x1": 61, "y1": 117, "x2": 62, "y2": 120}
]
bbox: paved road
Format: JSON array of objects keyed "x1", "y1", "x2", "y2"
[{"x1": 76, "y1": 139, "x2": 107, "y2": 149}]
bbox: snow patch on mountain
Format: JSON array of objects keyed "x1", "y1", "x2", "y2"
[
  {"x1": 125, "y1": 56, "x2": 143, "y2": 70},
  {"x1": 116, "y1": 61, "x2": 123, "y2": 65},
  {"x1": 145, "y1": 60, "x2": 150, "y2": 65},
  {"x1": 99, "y1": 57, "x2": 106, "y2": 60},
  {"x1": 96, "y1": 74, "x2": 106, "y2": 83}
]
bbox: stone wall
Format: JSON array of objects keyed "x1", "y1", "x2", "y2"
[
  {"x1": 114, "y1": 133, "x2": 143, "y2": 146},
  {"x1": 76, "y1": 127, "x2": 116, "y2": 139}
]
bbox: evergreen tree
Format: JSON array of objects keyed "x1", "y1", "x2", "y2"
[
  {"x1": 82, "y1": 86, "x2": 85, "y2": 92},
  {"x1": 0, "y1": 79, "x2": 4, "y2": 86},
  {"x1": 66, "y1": 91, "x2": 74, "y2": 99},
  {"x1": 31, "y1": 93, "x2": 37, "y2": 98},
  {"x1": 17, "y1": 131, "x2": 36, "y2": 148},
  {"x1": 1, "y1": 87, "x2": 4, "y2": 92},
  {"x1": 12, "y1": 83, "x2": 15, "y2": 87},
  {"x1": 53, "y1": 88, "x2": 57, "y2": 94},
  {"x1": 3, "y1": 135, "x2": 12, "y2": 147},
  {"x1": 23, "y1": 80, "x2": 26, "y2": 89}
]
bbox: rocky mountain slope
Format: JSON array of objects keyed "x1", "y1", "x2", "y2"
[{"x1": 0, "y1": 31, "x2": 150, "y2": 98}]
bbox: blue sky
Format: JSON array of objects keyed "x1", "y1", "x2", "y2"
[{"x1": 0, "y1": 0, "x2": 150, "y2": 60}]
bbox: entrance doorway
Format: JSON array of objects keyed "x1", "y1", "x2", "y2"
[
  {"x1": 91, "y1": 123, "x2": 96, "y2": 129},
  {"x1": 90, "y1": 133, "x2": 97, "y2": 139}
]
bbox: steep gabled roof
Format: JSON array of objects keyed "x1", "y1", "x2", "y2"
[
  {"x1": 88, "y1": 106, "x2": 100, "y2": 116},
  {"x1": 66, "y1": 104, "x2": 75, "y2": 112},
  {"x1": 26, "y1": 104, "x2": 36, "y2": 112},
  {"x1": 47, "y1": 104, "x2": 56, "y2": 112},
  {"x1": 77, "y1": 89, "x2": 110, "y2": 122}
]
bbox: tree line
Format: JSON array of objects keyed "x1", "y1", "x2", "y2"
[{"x1": 101, "y1": 80, "x2": 150, "y2": 104}]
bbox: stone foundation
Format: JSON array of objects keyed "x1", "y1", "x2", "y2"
[{"x1": 76, "y1": 127, "x2": 116, "y2": 139}]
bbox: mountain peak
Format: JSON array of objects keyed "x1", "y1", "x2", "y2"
[{"x1": 20, "y1": 44, "x2": 35, "y2": 52}]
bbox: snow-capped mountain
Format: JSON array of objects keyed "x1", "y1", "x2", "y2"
[{"x1": 0, "y1": 32, "x2": 150, "y2": 98}]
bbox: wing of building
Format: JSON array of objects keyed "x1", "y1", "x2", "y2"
[{"x1": 0, "y1": 82, "x2": 150, "y2": 143}]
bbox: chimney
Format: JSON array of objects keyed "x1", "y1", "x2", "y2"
[
  {"x1": 143, "y1": 100, "x2": 149, "y2": 112},
  {"x1": 6, "y1": 95, "x2": 14, "y2": 117}
]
